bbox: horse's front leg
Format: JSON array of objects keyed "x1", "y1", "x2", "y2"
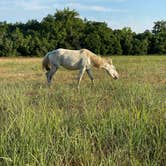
[
  {"x1": 86, "y1": 69, "x2": 94, "y2": 85},
  {"x1": 47, "y1": 65, "x2": 58, "y2": 87},
  {"x1": 77, "y1": 67, "x2": 86, "y2": 89}
]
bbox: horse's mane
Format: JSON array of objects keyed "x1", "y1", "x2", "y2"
[{"x1": 81, "y1": 49, "x2": 106, "y2": 68}]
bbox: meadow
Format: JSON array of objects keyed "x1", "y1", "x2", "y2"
[{"x1": 0, "y1": 56, "x2": 165, "y2": 166}]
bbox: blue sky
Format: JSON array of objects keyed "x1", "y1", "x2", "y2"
[{"x1": 0, "y1": 0, "x2": 166, "y2": 33}]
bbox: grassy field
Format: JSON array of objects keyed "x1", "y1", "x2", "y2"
[{"x1": 0, "y1": 56, "x2": 165, "y2": 166}]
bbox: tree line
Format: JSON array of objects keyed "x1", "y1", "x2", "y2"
[{"x1": 0, "y1": 8, "x2": 166, "y2": 56}]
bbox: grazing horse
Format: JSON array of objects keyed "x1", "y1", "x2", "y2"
[{"x1": 42, "y1": 48, "x2": 119, "y2": 88}]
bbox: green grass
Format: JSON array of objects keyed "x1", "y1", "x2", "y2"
[{"x1": 0, "y1": 56, "x2": 165, "y2": 166}]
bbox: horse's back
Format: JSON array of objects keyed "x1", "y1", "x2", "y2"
[{"x1": 49, "y1": 48, "x2": 91, "y2": 69}]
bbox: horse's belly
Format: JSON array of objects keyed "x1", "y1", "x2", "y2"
[
  {"x1": 62, "y1": 63, "x2": 80, "y2": 70},
  {"x1": 60, "y1": 55, "x2": 82, "y2": 70}
]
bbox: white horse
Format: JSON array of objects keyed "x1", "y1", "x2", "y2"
[{"x1": 42, "y1": 48, "x2": 119, "y2": 88}]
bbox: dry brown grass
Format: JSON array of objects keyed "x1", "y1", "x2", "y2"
[{"x1": 0, "y1": 56, "x2": 165, "y2": 85}]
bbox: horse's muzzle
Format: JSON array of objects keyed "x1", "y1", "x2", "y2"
[{"x1": 113, "y1": 74, "x2": 119, "y2": 80}]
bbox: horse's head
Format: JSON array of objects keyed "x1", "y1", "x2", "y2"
[{"x1": 102, "y1": 59, "x2": 119, "y2": 79}]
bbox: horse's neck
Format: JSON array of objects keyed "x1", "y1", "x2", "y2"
[{"x1": 88, "y1": 53, "x2": 104, "y2": 68}]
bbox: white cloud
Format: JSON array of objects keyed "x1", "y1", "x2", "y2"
[
  {"x1": 111, "y1": 0, "x2": 127, "y2": 2},
  {"x1": 16, "y1": 0, "x2": 49, "y2": 11},
  {"x1": 65, "y1": 2, "x2": 128, "y2": 13},
  {"x1": 1, "y1": 0, "x2": 145, "y2": 32},
  {"x1": 69, "y1": 0, "x2": 127, "y2": 3},
  {"x1": 0, "y1": 0, "x2": 49, "y2": 11},
  {"x1": 0, "y1": 0, "x2": 127, "y2": 12}
]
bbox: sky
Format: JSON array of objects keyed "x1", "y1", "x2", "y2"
[{"x1": 0, "y1": 0, "x2": 166, "y2": 33}]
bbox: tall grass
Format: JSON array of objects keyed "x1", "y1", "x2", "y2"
[{"x1": 0, "y1": 56, "x2": 165, "y2": 166}]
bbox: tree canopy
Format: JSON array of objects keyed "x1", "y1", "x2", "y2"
[{"x1": 0, "y1": 8, "x2": 166, "y2": 56}]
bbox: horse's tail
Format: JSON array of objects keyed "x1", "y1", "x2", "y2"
[{"x1": 42, "y1": 52, "x2": 50, "y2": 71}]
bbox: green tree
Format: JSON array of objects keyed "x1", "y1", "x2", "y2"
[
  {"x1": 10, "y1": 28, "x2": 25, "y2": 55},
  {"x1": 152, "y1": 21, "x2": 166, "y2": 54},
  {"x1": 84, "y1": 32, "x2": 101, "y2": 54},
  {"x1": 83, "y1": 21, "x2": 122, "y2": 55},
  {"x1": 1, "y1": 37, "x2": 13, "y2": 56},
  {"x1": 0, "y1": 9, "x2": 165, "y2": 56},
  {"x1": 153, "y1": 32, "x2": 166, "y2": 54},
  {"x1": 119, "y1": 27, "x2": 134, "y2": 55},
  {"x1": 55, "y1": 8, "x2": 84, "y2": 49},
  {"x1": 152, "y1": 20, "x2": 166, "y2": 34},
  {"x1": 132, "y1": 38, "x2": 148, "y2": 55}
]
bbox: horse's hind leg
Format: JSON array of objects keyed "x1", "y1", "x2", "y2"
[
  {"x1": 77, "y1": 67, "x2": 86, "y2": 89},
  {"x1": 47, "y1": 65, "x2": 58, "y2": 87},
  {"x1": 45, "y1": 71, "x2": 49, "y2": 80},
  {"x1": 86, "y1": 69, "x2": 94, "y2": 85}
]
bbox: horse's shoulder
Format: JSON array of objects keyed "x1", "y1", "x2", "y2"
[
  {"x1": 54, "y1": 48, "x2": 66, "y2": 55},
  {"x1": 80, "y1": 48, "x2": 89, "y2": 53},
  {"x1": 55, "y1": 48, "x2": 63, "y2": 52}
]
